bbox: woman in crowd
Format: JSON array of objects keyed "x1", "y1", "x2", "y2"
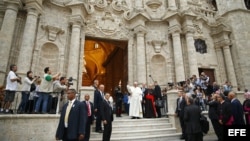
[{"x1": 17, "y1": 71, "x2": 37, "y2": 114}]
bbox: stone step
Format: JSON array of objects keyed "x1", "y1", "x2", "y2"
[
  {"x1": 90, "y1": 133, "x2": 182, "y2": 141},
  {"x1": 92, "y1": 122, "x2": 172, "y2": 131},
  {"x1": 110, "y1": 117, "x2": 170, "y2": 125},
  {"x1": 90, "y1": 128, "x2": 177, "y2": 138}
]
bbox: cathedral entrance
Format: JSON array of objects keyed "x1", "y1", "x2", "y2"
[{"x1": 82, "y1": 37, "x2": 128, "y2": 96}]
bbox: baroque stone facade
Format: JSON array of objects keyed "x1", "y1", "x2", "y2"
[{"x1": 0, "y1": 0, "x2": 250, "y2": 91}]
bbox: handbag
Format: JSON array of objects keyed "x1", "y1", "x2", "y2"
[{"x1": 155, "y1": 100, "x2": 164, "y2": 108}]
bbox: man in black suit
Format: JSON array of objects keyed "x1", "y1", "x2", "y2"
[
  {"x1": 94, "y1": 84, "x2": 105, "y2": 133},
  {"x1": 83, "y1": 94, "x2": 94, "y2": 141},
  {"x1": 175, "y1": 91, "x2": 186, "y2": 139},
  {"x1": 56, "y1": 89, "x2": 86, "y2": 141},
  {"x1": 207, "y1": 93, "x2": 220, "y2": 140},
  {"x1": 228, "y1": 91, "x2": 245, "y2": 125},
  {"x1": 115, "y1": 82, "x2": 123, "y2": 117},
  {"x1": 101, "y1": 93, "x2": 114, "y2": 141},
  {"x1": 217, "y1": 93, "x2": 233, "y2": 141},
  {"x1": 184, "y1": 96, "x2": 203, "y2": 141},
  {"x1": 154, "y1": 81, "x2": 162, "y2": 118}
]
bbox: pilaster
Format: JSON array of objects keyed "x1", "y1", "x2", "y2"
[
  {"x1": 0, "y1": 0, "x2": 22, "y2": 83},
  {"x1": 183, "y1": 16, "x2": 199, "y2": 77},
  {"x1": 67, "y1": 14, "x2": 84, "y2": 90},
  {"x1": 134, "y1": 25, "x2": 147, "y2": 84},
  {"x1": 17, "y1": 2, "x2": 42, "y2": 76},
  {"x1": 168, "y1": 18, "x2": 185, "y2": 82}
]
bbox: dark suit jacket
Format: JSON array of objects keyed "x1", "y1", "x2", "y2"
[
  {"x1": 218, "y1": 101, "x2": 233, "y2": 124},
  {"x1": 83, "y1": 101, "x2": 94, "y2": 123},
  {"x1": 184, "y1": 104, "x2": 202, "y2": 134},
  {"x1": 231, "y1": 99, "x2": 245, "y2": 125},
  {"x1": 207, "y1": 100, "x2": 219, "y2": 120},
  {"x1": 101, "y1": 100, "x2": 114, "y2": 123},
  {"x1": 154, "y1": 85, "x2": 162, "y2": 99},
  {"x1": 56, "y1": 100, "x2": 87, "y2": 140},
  {"x1": 94, "y1": 90, "x2": 104, "y2": 110}
]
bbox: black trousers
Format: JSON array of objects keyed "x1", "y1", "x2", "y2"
[
  {"x1": 84, "y1": 116, "x2": 92, "y2": 141},
  {"x1": 179, "y1": 115, "x2": 186, "y2": 138},
  {"x1": 102, "y1": 122, "x2": 112, "y2": 141},
  {"x1": 116, "y1": 101, "x2": 122, "y2": 116},
  {"x1": 95, "y1": 111, "x2": 102, "y2": 132},
  {"x1": 186, "y1": 132, "x2": 203, "y2": 141},
  {"x1": 211, "y1": 119, "x2": 221, "y2": 140},
  {"x1": 156, "y1": 106, "x2": 162, "y2": 118},
  {"x1": 62, "y1": 128, "x2": 78, "y2": 141}
]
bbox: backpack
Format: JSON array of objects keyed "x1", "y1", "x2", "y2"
[{"x1": 200, "y1": 114, "x2": 209, "y2": 134}]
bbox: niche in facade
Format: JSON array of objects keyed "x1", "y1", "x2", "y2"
[
  {"x1": 245, "y1": 0, "x2": 250, "y2": 9},
  {"x1": 194, "y1": 39, "x2": 207, "y2": 54}
]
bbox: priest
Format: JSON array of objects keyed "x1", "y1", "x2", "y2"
[{"x1": 127, "y1": 81, "x2": 143, "y2": 119}]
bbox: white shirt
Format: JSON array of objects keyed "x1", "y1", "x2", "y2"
[
  {"x1": 64, "y1": 99, "x2": 76, "y2": 127},
  {"x1": 21, "y1": 77, "x2": 33, "y2": 91},
  {"x1": 6, "y1": 71, "x2": 18, "y2": 91}
]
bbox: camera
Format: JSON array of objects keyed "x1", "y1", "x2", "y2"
[
  {"x1": 168, "y1": 82, "x2": 174, "y2": 87},
  {"x1": 177, "y1": 81, "x2": 186, "y2": 87},
  {"x1": 34, "y1": 76, "x2": 40, "y2": 78},
  {"x1": 67, "y1": 77, "x2": 74, "y2": 86}
]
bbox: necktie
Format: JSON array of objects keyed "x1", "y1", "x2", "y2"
[
  {"x1": 64, "y1": 101, "x2": 72, "y2": 127},
  {"x1": 87, "y1": 101, "x2": 91, "y2": 116}
]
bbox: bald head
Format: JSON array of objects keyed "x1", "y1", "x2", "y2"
[{"x1": 228, "y1": 91, "x2": 236, "y2": 100}]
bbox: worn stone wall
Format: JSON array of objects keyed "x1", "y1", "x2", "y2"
[{"x1": 0, "y1": 115, "x2": 59, "y2": 141}]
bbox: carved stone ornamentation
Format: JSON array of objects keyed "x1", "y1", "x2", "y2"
[
  {"x1": 41, "y1": 25, "x2": 65, "y2": 41},
  {"x1": 148, "y1": 40, "x2": 167, "y2": 53},
  {"x1": 96, "y1": 11, "x2": 120, "y2": 35},
  {"x1": 146, "y1": 0, "x2": 162, "y2": 12}
]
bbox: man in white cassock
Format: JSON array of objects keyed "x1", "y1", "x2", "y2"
[{"x1": 127, "y1": 81, "x2": 143, "y2": 119}]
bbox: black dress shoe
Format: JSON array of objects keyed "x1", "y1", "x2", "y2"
[{"x1": 131, "y1": 117, "x2": 136, "y2": 119}]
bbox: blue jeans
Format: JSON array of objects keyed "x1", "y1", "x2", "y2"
[
  {"x1": 18, "y1": 91, "x2": 30, "y2": 112},
  {"x1": 35, "y1": 92, "x2": 49, "y2": 113}
]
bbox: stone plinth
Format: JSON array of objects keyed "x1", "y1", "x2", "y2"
[
  {"x1": 79, "y1": 86, "x2": 95, "y2": 102},
  {"x1": 0, "y1": 115, "x2": 59, "y2": 141},
  {"x1": 166, "y1": 89, "x2": 179, "y2": 131}
]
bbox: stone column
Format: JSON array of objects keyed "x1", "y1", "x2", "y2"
[
  {"x1": 222, "y1": 46, "x2": 237, "y2": 88},
  {"x1": 134, "y1": 25, "x2": 147, "y2": 84},
  {"x1": 17, "y1": 8, "x2": 39, "y2": 75},
  {"x1": 0, "y1": 0, "x2": 21, "y2": 82},
  {"x1": 67, "y1": 17, "x2": 82, "y2": 90},
  {"x1": 171, "y1": 31, "x2": 185, "y2": 82},
  {"x1": 215, "y1": 47, "x2": 227, "y2": 84},
  {"x1": 183, "y1": 25, "x2": 199, "y2": 77},
  {"x1": 168, "y1": 0, "x2": 177, "y2": 10}
]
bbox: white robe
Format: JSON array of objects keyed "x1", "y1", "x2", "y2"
[{"x1": 127, "y1": 85, "x2": 143, "y2": 118}]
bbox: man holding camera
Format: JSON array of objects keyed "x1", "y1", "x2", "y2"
[
  {"x1": 34, "y1": 67, "x2": 60, "y2": 114},
  {"x1": 50, "y1": 76, "x2": 68, "y2": 114}
]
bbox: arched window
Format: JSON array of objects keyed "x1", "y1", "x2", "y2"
[
  {"x1": 194, "y1": 39, "x2": 207, "y2": 54},
  {"x1": 245, "y1": 0, "x2": 250, "y2": 9}
]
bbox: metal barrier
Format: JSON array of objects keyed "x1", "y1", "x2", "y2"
[{"x1": 0, "y1": 90, "x2": 66, "y2": 114}]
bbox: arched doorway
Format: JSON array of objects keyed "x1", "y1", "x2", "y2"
[{"x1": 82, "y1": 37, "x2": 128, "y2": 97}]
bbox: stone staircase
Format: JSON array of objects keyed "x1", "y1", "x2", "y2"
[{"x1": 90, "y1": 115, "x2": 181, "y2": 141}]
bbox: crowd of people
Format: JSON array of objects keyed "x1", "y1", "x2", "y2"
[
  {"x1": 174, "y1": 72, "x2": 250, "y2": 141},
  {"x1": 1, "y1": 64, "x2": 250, "y2": 141},
  {"x1": 0, "y1": 64, "x2": 67, "y2": 114}
]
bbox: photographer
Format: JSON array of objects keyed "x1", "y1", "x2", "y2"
[
  {"x1": 50, "y1": 76, "x2": 68, "y2": 114},
  {"x1": 34, "y1": 67, "x2": 60, "y2": 114},
  {"x1": 17, "y1": 71, "x2": 38, "y2": 114}
]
